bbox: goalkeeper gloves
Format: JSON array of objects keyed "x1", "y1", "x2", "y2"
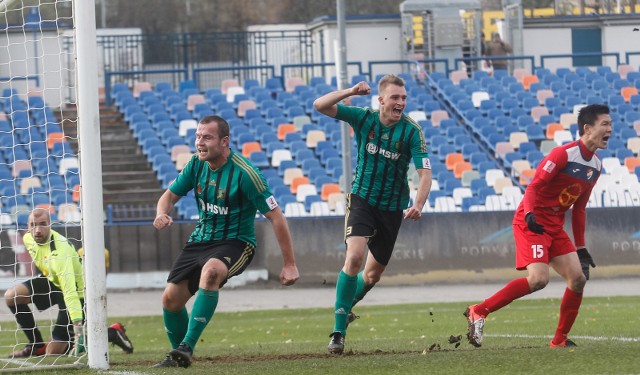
[
  {"x1": 577, "y1": 248, "x2": 596, "y2": 280},
  {"x1": 524, "y1": 212, "x2": 545, "y2": 234},
  {"x1": 69, "y1": 323, "x2": 86, "y2": 357}
]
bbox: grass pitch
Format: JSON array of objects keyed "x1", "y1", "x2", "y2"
[{"x1": 0, "y1": 295, "x2": 638, "y2": 374}]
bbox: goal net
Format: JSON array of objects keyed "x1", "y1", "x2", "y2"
[{"x1": 0, "y1": 0, "x2": 108, "y2": 371}]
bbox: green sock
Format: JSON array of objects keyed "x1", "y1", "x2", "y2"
[
  {"x1": 182, "y1": 288, "x2": 219, "y2": 351},
  {"x1": 333, "y1": 271, "x2": 357, "y2": 335},
  {"x1": 352, "y1": 271, "x2": 374, "y2": 308},
  {"x1": 163, "y1": 307, "x2": 188, "y2": 349}
]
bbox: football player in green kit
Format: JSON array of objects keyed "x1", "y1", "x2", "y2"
[
  {"x1": 314, "y1": 75, "x2": 433, "y2": 354},
  {"x1": 152, "y1": 115, "x2": 299, "y2": 368}
]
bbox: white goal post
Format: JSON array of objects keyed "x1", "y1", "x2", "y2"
[{"x1": 0, "y1": 0, "x2": 108, "y2": 371}]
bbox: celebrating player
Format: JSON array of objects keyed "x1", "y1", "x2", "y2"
[
  {"x1": 4, "y1": 208, "x2": 133, "y2": 358},
  {"x1": 152, "y1": 115, "x2": 299, "y2": 368},
  {"x1": 313, "y1": 74, "x2": 433, "y2": 354},
  {"x1": 464, "y1": 103, "x2": 611, "y2": 348}
]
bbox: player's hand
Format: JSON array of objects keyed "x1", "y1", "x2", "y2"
[
  {"x1": 280, "y1": 264, "x2": 299, "y2": 286},
  {"x1": 404, "y1": 207, "x2": 421, "y2": 221},
  {"x1": 351, "y1": 81, "x2": 371, "y2": 96},
  {"x1": 577, "y1": 248, "x2": 596, "y2": 280},
  {"x1": 69, "y1": 323, "x2": 86, "y2": 357},
  {"x1": 153, "y1": 214, "x2": 173, "y2": 230},
  {"x1": 525, "y1": 212, "x2": 545, "y2": 234}
]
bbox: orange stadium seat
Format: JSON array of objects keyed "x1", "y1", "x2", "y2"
[
  {"x1": 47, "y1": 132, "x2": 64, "y2": 150},
  {"x1": 546, "y1": 123, "x2": 564, "y2": 140},
  {"x1": 277, "y1": 123, "x2": 296, "y2": 140},
  {"x1": 445, "y1": 153, "x2": 464, "y2": 171},
  {"x1": 72, "y1": 184, "x2": 81, "y2": 203},
  {"x1": 519, "y1": 169, "x2": 536, "y2": 186},
  {"x1": 621, "y1": 87, "x2": 638, "y2": 102},
  {"x1": 624, "y1": 156, "x2": 640, "y2": 173},
  {"x1": 522, "y1": 75, "x2": 539, "y2": 90},
  {"x1": 320, "y1": 183, "x2": 341, "y2": 201},
  {"x1": 290, "y1": 176, "x2": 309, "y2": 194},
  {"x1": 453, "y1": 161, "x2": 472, "y2": 179},
  {"x1": 241, "y1": 141, "x2": 261, "y2": 158}
]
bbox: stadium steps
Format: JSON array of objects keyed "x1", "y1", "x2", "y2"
[{"x1": 61, "y1": 107, "x2": 164, "y2": 211}]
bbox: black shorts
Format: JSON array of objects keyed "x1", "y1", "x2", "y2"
[
  {"x1": 344, "y1": 194, "x2": 403, "y2": 266},
  {"x1": 23, "y1": 276, "x2": 84, "y2": 342},
  {"x1": 167, "y1": 239, "x2": 255, "y2": 295}
]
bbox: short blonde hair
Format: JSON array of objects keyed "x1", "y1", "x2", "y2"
[{"x1": 378, "y1": 74, "x2": 405, "y2": 94}]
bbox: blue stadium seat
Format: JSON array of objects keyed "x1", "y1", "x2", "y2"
[
  {"x1": 301, "y1": 158, "x2": 321, "y2": 175},
  {"x1": 249, "y1": 151, "x2": 270, "y2": 169},
  {"x1": 525, "y1": 125, "x2": 546, "y2": 142},
  {"x1": 461, "y1": 196, "x2": 481, "y2": 211}
]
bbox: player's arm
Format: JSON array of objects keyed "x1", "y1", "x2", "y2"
[
  {"x1": 313, "y1": 81, "x2": 371, "y2": 118},
  {"x1": 50, "y1": 243, "x2": 84, "y2": 323},
  {"x1": 405, "y1": 130, "x2": 432, "y2": 219},
  {"x1": 405, "y1": 168, "x2": 432, "y2": 220},
  {"x1": 154, "y1": 189, "x2": 181, "y2": 230},
  {"x1": 571, "y1": 186, "x2": 591, "y2": 248},
  {"x1": 263, "y1": 207, "x2": 299, "y2": 286},
  {"x1": 571, "y1": 185, "x2": 597, "y2": 278}
]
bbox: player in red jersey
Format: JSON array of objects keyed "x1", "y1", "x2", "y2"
[{"x1": 464, "y1": 103, "x2": 611, "y2": 348}]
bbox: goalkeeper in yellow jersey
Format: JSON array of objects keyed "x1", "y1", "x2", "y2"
[{"x1": 3, "y1": 208, "x2": 133, "y2": 357}]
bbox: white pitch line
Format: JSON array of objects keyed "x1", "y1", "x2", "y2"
[
  {"x1": 0, "y1": 358, "x2": 37, "y2": 367},
  {"x1": 487, "y1": 333, "x2": 640, "y2": 342}
]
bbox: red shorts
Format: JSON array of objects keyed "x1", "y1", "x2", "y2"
[{"x1": 513, "y1": 223, "x2": 576, "y2": 270}]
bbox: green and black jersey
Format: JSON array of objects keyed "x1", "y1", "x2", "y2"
[
  {"x1": 170, "y1": 151, "x2": 277, "y2": 246},
  {"x1": 336, "y1": 104, "x2": 430, "y2": 211}
]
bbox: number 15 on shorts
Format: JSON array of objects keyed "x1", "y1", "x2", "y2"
[{"x1": 531, "y1": 244, "x2": 544, "y2": 258}]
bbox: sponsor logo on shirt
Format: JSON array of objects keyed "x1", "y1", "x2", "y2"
[
  {"x1": 558, "y1": 183, "x2": 582, "y2": 207},
  {"x1": 366, "y1": 143, "x2": 400, "y2": 160},
  {"x1": 199, "y1": 198, "x2": 229, "y2": 215},
  {"x1": 586, "y1": 169, "x2": 594, "y2": 180},
  {"x1": 422, "y1": 158, "x2": 431, "y2": 169},
  {"x1": 543, "y1": 160, "x2": 556, "y2": 173},
  {"x1": 266, "y1": 195, "x2": 278, "y2": 210}
]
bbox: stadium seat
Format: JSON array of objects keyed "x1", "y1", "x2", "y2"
[
  {"x1": 295, "y1": 182, "x2": 316, "y2": 202},
  {"x1": 621, "y1": 86, "x2": 638, "y2": 102},
  {"x1": 306, "y1": 130, "x2": 326, "y2": 148},
  {"x1": 522, "y1": 75, "x2": 539, "y2": 90},
  {"x1": 241, "y1": 141, "x2": 261, "y2": 158},
  {"x1": 430, "y1": 110, "x2": 449, "y2": 126},
  {"x1": 320, "y1": 183, "x2": 341, "y2": 201},
  {"x1": 485, "y1": 169, "x2": 505, "y2": 187},
  {"x1": 625, "y1": 157, "x2": 640, "y2": 173},
  {"x1": 445, "y1": 153, "x2": 464, "y2": 171},
  {"x1": 278, "y1": 124, "x2": 302, "y2": 141},
  {"x1": 519, "y1": 168, "x2": 536, "y2": 186},
  {"x1": 249, "y1": 151, "x2": 270, "y2": 168},
  {"x1": 453, "y1": 161, "x2": 472, "y2": 179},
  {"x1": 553, "y1": 130, "x2": 574, "y2": 145}
]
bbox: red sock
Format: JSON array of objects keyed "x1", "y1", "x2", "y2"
[
  {"x1": 551, "y1": 288, "x2": 583, "y2": 345},
  {"x1": 476, "y1": 278, "x2": 531, "y2": 316}
]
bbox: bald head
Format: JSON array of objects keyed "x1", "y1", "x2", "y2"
[{"x1": 28, "y1": 208, "x2": 51, "y2": 244}]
